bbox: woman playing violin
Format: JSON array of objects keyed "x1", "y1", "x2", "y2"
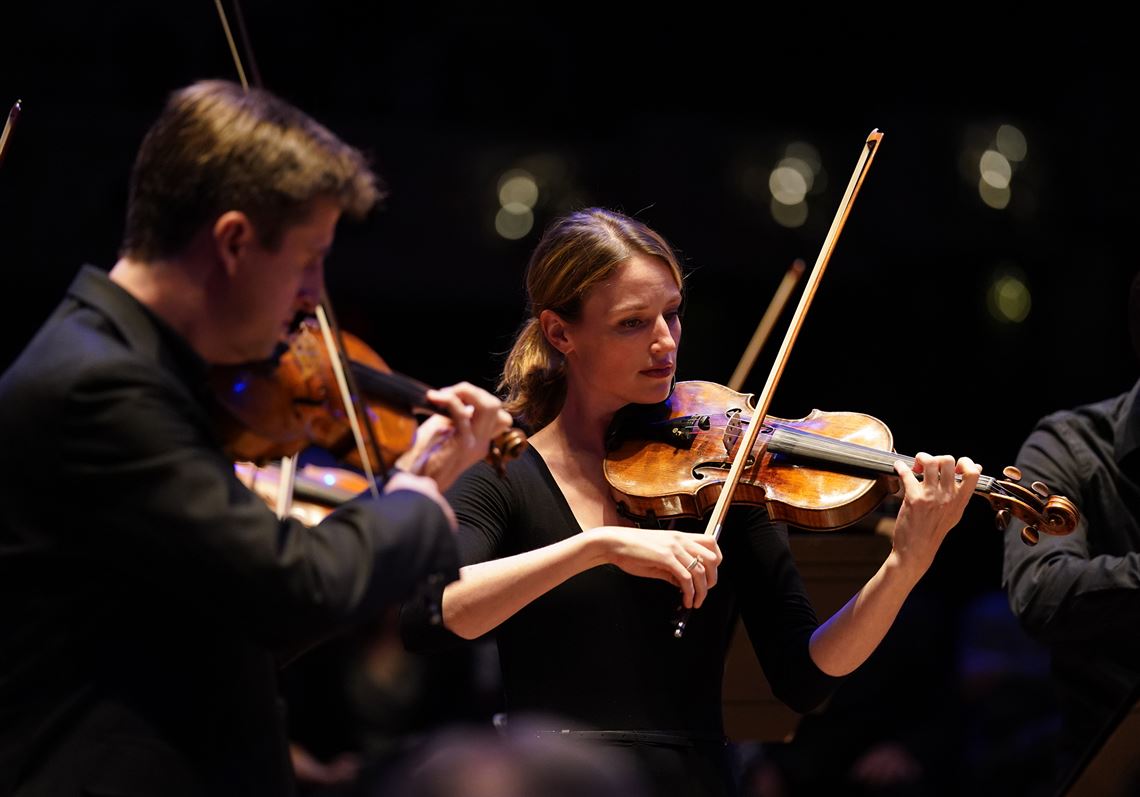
[{"x1": 402, "y1": 208, "x2": 981, "y2": 797}]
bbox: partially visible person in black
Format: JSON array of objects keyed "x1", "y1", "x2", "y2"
[
  {"x1": 0, "y1": 80, "x2": 511, "y2": 796},
  {"x1": 1003, "y1": 272, "x2": 1140, "y2": 791}
]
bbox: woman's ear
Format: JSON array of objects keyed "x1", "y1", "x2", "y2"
[{"x1": 538, "y1": 308, "x2": 573, "y2": 355}]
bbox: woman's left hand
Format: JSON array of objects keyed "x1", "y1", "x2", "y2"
[{"x1": 890, "y1": 453, "x2": 981, "y2": 580}]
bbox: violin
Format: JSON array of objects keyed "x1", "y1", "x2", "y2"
[
  {"x1": 604, "y1": 381, "x2": 1079, "y2": 546},
  {"x1": 209, "y1": 316, "x2": 527, "y2": 476}
]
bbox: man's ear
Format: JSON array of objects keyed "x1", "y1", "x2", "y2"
[
  {"x1": 538, "y1": 308, "x2": 573, "y2": 355},
  {"x1": 212, "y1": 211, "x2": 257, "y2": 278}
]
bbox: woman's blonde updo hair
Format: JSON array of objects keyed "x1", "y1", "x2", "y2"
[{"x1": 500, "y1": 208, "x2": 685, "y2": 431}]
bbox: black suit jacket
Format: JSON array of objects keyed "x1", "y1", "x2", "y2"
[{"x1": 0, "y1": 266, "x2": 457, "y2": 796}]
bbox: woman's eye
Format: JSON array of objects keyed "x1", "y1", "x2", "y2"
[{"x1": 621, "y1": 318, "x2": 642, "y2": 329}]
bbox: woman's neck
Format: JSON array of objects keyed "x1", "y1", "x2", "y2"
[
  {"x1": 530, "y1": 390, "x2": 630, "y2": 529},
  {"x1": 535, "y1": 391, "x2": 614, "y2": 459}
]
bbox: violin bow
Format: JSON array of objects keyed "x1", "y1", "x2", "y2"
[
  {"x1": 675, "y1": 130, "x2": 884, "y2": 638},
  {"x1": 726, "y1": 258, "x2": 805, "y2": 392},
  {"x1": 213, "y1": 0, "x2": 261, "y2": 91},
  {"x1": 212, "y1": 0, "x2": 384, "y2": 506},
  {"x1": 0, "y1": 100, "x2": 22, "y2": 171}
]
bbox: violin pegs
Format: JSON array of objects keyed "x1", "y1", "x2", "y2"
[
  {"x1": 995, "y1": 509, "x2": 1011, "y2": 531},
  {"x1": 1021, "y1": 525, "x2": 1041, "y2": 546},
  {"x1": 1002, "y1": 465, "x2": 1022, "y2": 482},
  {"x1": 1031, "y1": 481, "x2": 1050, "y2": 498}
]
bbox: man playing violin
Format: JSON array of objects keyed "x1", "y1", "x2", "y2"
[
  {"x1": 401, "y1": 208, "x2": 981, "y2": 797},
  {"x1": 0, "y1": 80, "x2": 511, "y2": 796}
]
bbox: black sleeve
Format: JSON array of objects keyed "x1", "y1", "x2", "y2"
[
  {"x1": 1002, "y1": 416, "x2": 1140, "y2": 647},
  {"x1": 400, "y1": 460, "x2": 512, "y2": 651},
  {"x1": 728, "y1": 507, "x2": 845, "y2": 713},
  {"x1": 50, "y1": 356, "x2": 456, "y2": 649}
]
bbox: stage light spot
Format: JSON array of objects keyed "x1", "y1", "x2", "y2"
[{"x1": 987, "y1": 269, "x2": 1031, "y2": 323}]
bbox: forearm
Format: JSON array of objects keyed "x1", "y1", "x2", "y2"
[
  {"x1": 808, "y1": 452, "x2": 979, "y2": 676},
  {"x1": 442, "y1": 533, "x2": 607, "y2": 639},
  {"x1": 808, "y1": 551, "x2": 922, "y2": 676},
  {"x1": 1007, "y1": 541, "x2": 1140, "y2": 644}
]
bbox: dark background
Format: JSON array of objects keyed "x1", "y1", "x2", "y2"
[{"x1": 1, "y1": 1, "x2": 1135, "y2": 774}]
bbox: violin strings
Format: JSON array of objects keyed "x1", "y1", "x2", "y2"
[{"x1": 711, "y1": 418, "x2": 996, "y2": 492}]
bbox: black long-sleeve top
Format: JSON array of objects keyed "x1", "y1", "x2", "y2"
[
  {"x1": 0, "y1": 266, "x2": 457, "y2": 796},
  {"x1": 1002, "y1": 378, "x2": 1140, "y2": 781},
  {"x1": 403, "y1": 444, "x2": 843, "y2": 795}
]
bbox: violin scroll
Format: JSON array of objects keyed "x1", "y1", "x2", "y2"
[
  {"x1": 489, "y1": 428, "x2": 528, "y2": 476},
  {"x1": 984, "y1": 466, "x2": 1080, "y2": 545}
]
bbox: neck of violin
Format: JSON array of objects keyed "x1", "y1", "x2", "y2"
[
  {"x1": 350, "y1": 361, "x2": 433, "y2": 414},
  {"x1": 766, "y1": 424, "x2": 996, "y2": 494}
]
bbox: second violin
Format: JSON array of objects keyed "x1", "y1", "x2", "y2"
[{"x1": 209, "y1": 317, "x2": 527, "y2": 475}]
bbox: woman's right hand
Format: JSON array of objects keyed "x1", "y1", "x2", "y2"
[
  {"x1": 586, "y1": 527, "x2": 722, "y2": 608},
  {"x1": 441, "y1": 525, "x2": 722, "y2": 640}
]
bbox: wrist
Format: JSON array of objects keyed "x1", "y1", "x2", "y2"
[
  {"x1": 884, "y1": 549, "x2": 926, "y2": 589},
  {"x1": 578, "y1": 528, "x2": 615, "y2": 569},
  {"x1": 392, "y1": 449, "x2": 418, "y2": 475}
]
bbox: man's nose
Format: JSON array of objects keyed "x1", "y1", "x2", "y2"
[{"x1": 296, "y1": 263, "x2": 325, "y2": 314}]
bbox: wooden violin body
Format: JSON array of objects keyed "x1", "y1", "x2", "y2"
[
  {"x1": 606, "y1": 381, "x2": 893, "y2": 530},
  {"x1": 235, "y1": 460, "x2": 368, "y2": 526},
  {"x1": 605, "y1": 381, "x2": 1079, "y2": 543},
  {"x1": 210, "y1": 318, "x2": 526, "y2": 472}
]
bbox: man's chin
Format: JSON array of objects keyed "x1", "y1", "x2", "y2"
[{"x1": 212, "y1": 341, "x2": 280, "y2": 367}]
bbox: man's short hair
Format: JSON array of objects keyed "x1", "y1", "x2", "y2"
[{"x1": 121, "y1": 80, "x2": 382, "y2": 260}]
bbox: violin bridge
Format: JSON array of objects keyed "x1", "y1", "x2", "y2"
[{"x1": 723, "y1": 410, "x2": 742, "y2": 454}]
